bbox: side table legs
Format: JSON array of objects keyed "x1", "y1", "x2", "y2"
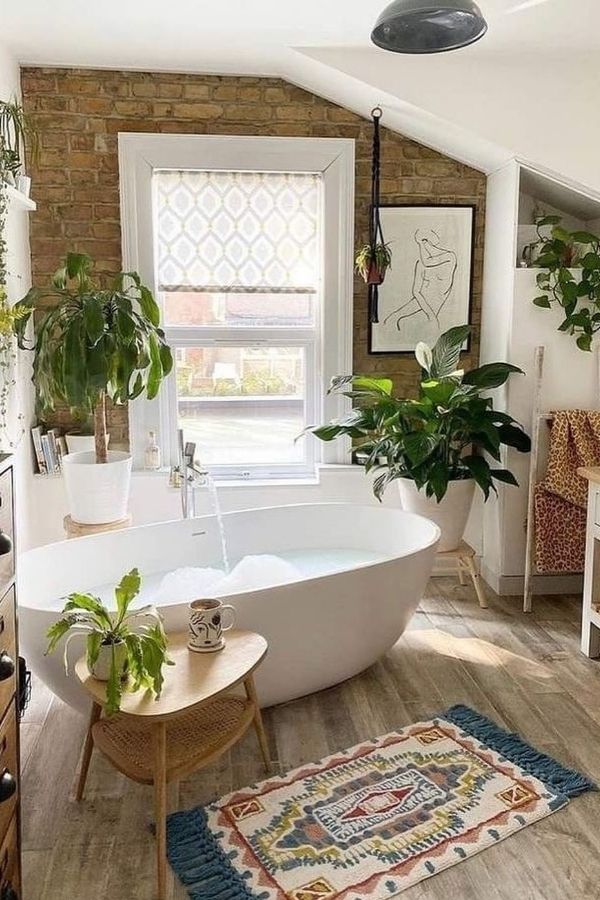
[
  {"x1": 244, "y1": 676, "x2": 271, "y2": 773},
  {"x1": 154, "y1": 721, "x2": 168, "y2": 900},
  {"x1": 75, "y1": 701, "x2": 102, "y2": 801}
]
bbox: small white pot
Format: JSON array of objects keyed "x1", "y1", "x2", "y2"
[
  {"x1": 65, "y1": 433, "x2": 110, "y2": 454},
  {"x1": 91, "y1": 640, "x2": 128, "y2": 682},
  {"x1": 62, "y1": 450, "x2": 132, "y2": 525},
  {"x1": 15, "y1": 174, "x2": 31, "y2": 197},
  {"x1": 398, "y1": 478, "x2": 475, "y2": 552}
]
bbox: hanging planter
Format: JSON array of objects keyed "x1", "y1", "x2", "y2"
[
  {"x1": 355, "y1": 242, "x2": 392, "y2": 286},
  {"x1": 358, "y1": 106, "x2": 391, "y2": 324}
]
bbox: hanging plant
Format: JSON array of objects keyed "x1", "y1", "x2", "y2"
[
  {"x1": 362, "y1": 106, "x2": 390, "y2": 324},
  {"x1": 532, "y1": 215, "x2": 600, "y2": 352},
  {"x1": 0, "y1": 157, "x2": 32, "y2": 449},
  {"x1": 355, "y1": 242, "x2": 392, "y2": 285}
]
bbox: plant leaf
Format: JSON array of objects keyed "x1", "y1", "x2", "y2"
[
  {"x1": 430, "y1": 325, "x2": 471, "y2": 379},
  {"x1": 463, "y1": 362, "x2": 523, "y2": 389},
  {"x1": 115, "y1": 568, "x2": 141, "y2": 623}
]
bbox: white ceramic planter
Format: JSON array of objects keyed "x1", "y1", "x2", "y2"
[
  {"x1": 65, "y1": 433, "x2": 110, "y2": 454},
  {"x1": 15, "y1": 174, "x2": 31, "y2": 198},
  {"x1": 91, "y1": 640, "x2": 127, "y2": 682},
  {"x1": 398, "y1": 478, "x2": 475, "y2": 552},
  {"x1": 62, "y1": 450, "x2": 132, "y2": 525}
]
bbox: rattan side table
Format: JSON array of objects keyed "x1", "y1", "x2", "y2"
[{"x1": 75, "y1": 630, "x2": 269, "y2": 900}]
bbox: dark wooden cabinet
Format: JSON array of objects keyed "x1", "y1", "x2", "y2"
[{"x1": 0, "y1": 459, "x2": 20, "y2": 899}]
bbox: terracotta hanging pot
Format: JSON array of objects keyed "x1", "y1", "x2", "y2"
[{"x1": 366, "y1": 261, "x2": 387, "y2": 286}]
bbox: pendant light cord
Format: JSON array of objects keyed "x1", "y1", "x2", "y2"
[{"x1": 369, "y1": 107, "x2": 384, "y2": 324}]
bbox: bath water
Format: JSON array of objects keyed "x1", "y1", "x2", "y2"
[{"x1": 47, "y1": 548, "x2": 386, "y2": 611}]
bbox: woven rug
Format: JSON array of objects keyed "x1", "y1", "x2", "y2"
[{"x1": 167, "y1": 705, "x2": 594, "y2": 899}]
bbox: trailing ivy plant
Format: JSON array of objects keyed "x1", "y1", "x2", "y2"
[
  {"x1": 304, "y1": 325, "x2": 531, "y2": 502},
  {"x1": 15, "y1": 252, "x2": 173, "y2": 464},
  {"x1": 532, "y1": 215, "x2": 600, "y2": 352}
]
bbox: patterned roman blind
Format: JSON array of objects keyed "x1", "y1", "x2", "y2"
[{"x1": 155, "y1": 169, "x2": 321, "y2": 294}]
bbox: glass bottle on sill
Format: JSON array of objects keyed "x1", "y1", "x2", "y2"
[{"x1": 144, "y1": 431, "x2": 161, "y2": 471}]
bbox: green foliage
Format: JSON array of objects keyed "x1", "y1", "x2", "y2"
[
  {"x1": 304, "y1": 326, "x2": 531, "y2": 503},
  {"x1": 532, "y1": 216, "x2": 600, "y2": 352},
  {"x1": 355, "y1": 242, "x2": 392, "y2": 282},
  {"x1": 0, "y1": 99, "x2": 39, "y2": 178},
  {"x1": 45, "y1": 567, "x2": 173, "y2": 715},
  {"x1": 15, "y1": 253, "x2": 173, "y2": 455}
]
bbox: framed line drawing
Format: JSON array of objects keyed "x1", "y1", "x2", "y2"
[{"x1": 369, "y1": 204, "x2": 476, "y2": 355}]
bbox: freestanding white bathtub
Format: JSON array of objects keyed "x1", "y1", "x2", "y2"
[{"x1": 18, "y1": 503, "x2": 439, "y2": 713}]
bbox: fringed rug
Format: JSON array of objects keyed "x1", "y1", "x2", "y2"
[{"x1": 167, "y1": 705, "x2": 595, "y2": 899}]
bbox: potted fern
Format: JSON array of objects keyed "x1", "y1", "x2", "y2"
[
  {"x1": 15, "y1": 252, "x2": 173, "y2": 524},
  {"x1": 46, "y1": 568, "x2": 172, "y2": 715},
  {"x1": 305, "y1": 325, "x2": 531, "y2": 551}
]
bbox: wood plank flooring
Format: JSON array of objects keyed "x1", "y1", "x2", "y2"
[{"x1": 20, "y1": 577, "x2": 600, "y2": 899}]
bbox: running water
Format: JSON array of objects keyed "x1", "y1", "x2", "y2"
[{"x1": 205, "y1": 472, "x2": 230, "y2": 573}]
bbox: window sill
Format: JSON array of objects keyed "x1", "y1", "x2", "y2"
[{"x1": 131, "y1": 462, "x2": 361, "y2": 489}]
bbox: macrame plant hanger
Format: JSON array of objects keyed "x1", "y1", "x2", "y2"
[{"x1": 368, "y1": 106, "x2": 385, "y2": 324}]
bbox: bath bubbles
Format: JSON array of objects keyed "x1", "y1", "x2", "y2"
[
  {"x1": 215, "y1": 555, "x2": 301, "y2": 596},
  {"x1": 156, "y1": 555, "x2": 301, "y2": 604},
  {"x1": 155, "y1": 566, "x2": 224, "y2": 604}
]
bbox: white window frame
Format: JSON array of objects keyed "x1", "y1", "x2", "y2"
[{"x1": 119, "y1": 132, "x2": 354, "y2": 477}]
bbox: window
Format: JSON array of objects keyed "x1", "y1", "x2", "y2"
[{"x1": 119, "y1": 134, "x2": 354, "y2": 479}]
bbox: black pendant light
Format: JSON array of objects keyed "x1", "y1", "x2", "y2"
[{"x1": 372, "y1": 0, "x2": 488, "y2": 54}]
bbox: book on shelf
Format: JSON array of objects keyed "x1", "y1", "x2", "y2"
[
  {"x1": 31, "y1": 426, "x2": 47, "y2": 475},
  {"x1": 31, "y1": 426, "x2": 65, "y2": 475}
]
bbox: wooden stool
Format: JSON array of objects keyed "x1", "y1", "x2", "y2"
[
  {"x1": 63, "y1": 514, "x2": 132, "y2": 539},
  {"x1": 75, "y1": 630, "x2": 269, "y2": 900},
  {"x1": 437, "y1": 540, "x2": 488, "y2": 608}
]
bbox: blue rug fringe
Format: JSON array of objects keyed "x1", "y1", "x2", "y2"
[
  {"x1": 167, "y1": 807, "x2": 267, "y2": 899},
  {"x1": 443, "y1": 704, "x2": 596, "y2": 798}
]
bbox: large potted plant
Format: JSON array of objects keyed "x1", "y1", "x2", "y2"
[
  {"x1": 46, "y1": 568, "x2": 172, "y2": 715},
  {"x1": 306, "y1": 325, "x2": 531, "y2": 551},
  {"x1": 16, "y1": 252, "x2": 173, "y2": 524}
]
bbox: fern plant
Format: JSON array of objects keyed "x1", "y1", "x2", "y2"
[{"x1": 46, "y1": 568, "x2": 172, "y2": 715}]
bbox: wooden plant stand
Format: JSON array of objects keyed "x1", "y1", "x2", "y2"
[
  {"x1": 437, "y1": 540, "x2": 488, "y2": 609},
  {"x1": 75, "y1": 630, "x2": 269, "y2": 900},
  {"x1": 63, "y1": 514, "x2": 132, "y2": 539}
]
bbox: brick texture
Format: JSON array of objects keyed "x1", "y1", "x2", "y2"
[{"x1": 21, "y1": 68, "x2": 486, "y2": 447}]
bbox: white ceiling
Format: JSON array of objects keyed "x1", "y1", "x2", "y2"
[{"x1": 2, "y1": 0, "x2": 599, "y2": 183}]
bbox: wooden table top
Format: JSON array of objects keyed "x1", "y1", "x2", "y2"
[{"x1": 75, "y1": 629, "x2": 268, "y2": 721}]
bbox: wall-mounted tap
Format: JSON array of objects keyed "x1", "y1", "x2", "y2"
[{"x1": 178, "y1": 428, "x2": 208, "y2": 519}]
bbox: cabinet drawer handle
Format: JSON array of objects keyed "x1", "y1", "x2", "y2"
[
  {"x1": 0, "y1": 770, "x2": 16, "y2": 803},
  {"x1": 0, "y1": 533, "x2": 10, "y2": 558},
  {"x1": 0, "y1": 654, "x2": 13, "y2": 683}
]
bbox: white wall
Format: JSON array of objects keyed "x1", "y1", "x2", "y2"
[{"x1": 0, "y1": 42, "x2": 36, "y2": 552}]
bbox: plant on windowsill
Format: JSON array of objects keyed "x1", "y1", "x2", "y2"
[
  {"x1": 304, "y1": 325, "x2": 531, "y2": 552},
  {"x1": 15, "y1": 252, "x2": 173, "y2": 525},
  {"x1": 355, "y1": 242, "x2": 392, "y2": 285},
  {"x1": 531, "y1": 215, "x2": 600, "y2": 352},
  {"x1": 46, "y1": 568, "x2": 173, "y2": 715}
]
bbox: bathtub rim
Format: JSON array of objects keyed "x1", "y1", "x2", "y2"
[{"x1": 18, "y1": 502, "x2": 441, "y2": 612}]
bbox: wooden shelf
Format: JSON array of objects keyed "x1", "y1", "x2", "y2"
[{"x1": 4, "y1": 183, "x2": 36, "y2": 212}]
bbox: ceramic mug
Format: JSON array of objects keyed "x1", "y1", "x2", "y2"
[{"x1": 188, "y1": 598, "x2": 235, "y2": 653}]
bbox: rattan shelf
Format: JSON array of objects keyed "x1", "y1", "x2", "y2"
[{"x1": 92, "y1": 695, "x2": 255, "y2": 784}]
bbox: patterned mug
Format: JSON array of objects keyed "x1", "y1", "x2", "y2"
[{"x1": 188, "y1": 598, "x2": 236, "y2": 653}]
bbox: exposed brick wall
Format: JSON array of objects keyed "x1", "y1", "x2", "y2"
[{"x1": 20, "y1": 68, "x2": 486, "y2": 447}]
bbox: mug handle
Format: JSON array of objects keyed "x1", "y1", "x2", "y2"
[{"x1": 220, "y1": 605, "x2": 236, "y2": 632}]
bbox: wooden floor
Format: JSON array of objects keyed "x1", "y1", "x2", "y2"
[{"x1": 20, "y1": 577, "x2": 600, "y2": 899}]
